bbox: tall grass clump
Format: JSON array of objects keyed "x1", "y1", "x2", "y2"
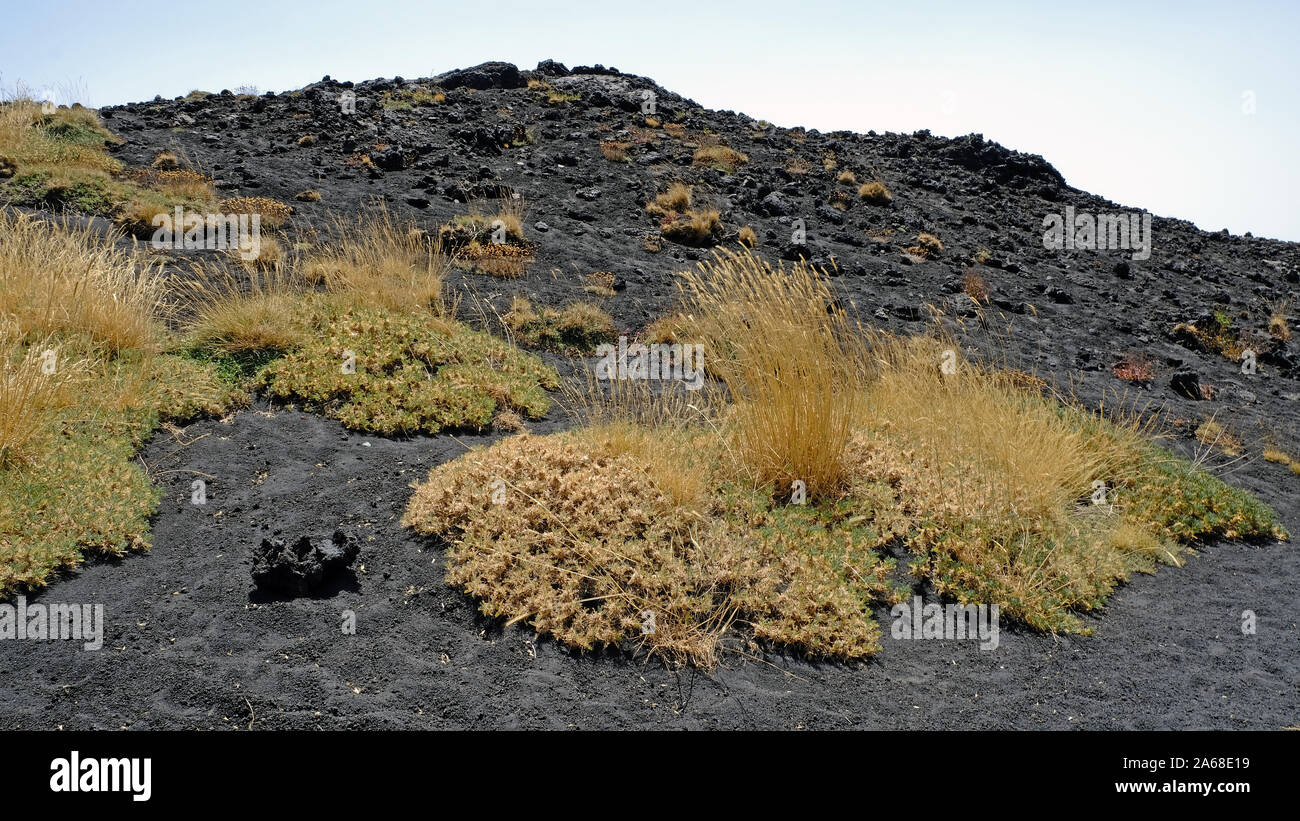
[
  {"x1": 849, "y1": 334, "x2": 1283, "y2": 631},
  {"x1": 860, "y1": 337, "x2": 1112, "y2": 523},
  {"x1": 300, "y1": 206, "x2": 448, "y2": 313},
  {"x1": 0, "y1": 333, "x2": 71, "y2": 467},
  {"x1": 184, "y1": 262, "x2": 307, "y2": 357},
  {"x1": 0, "y1": 210, "x2": 164, "y2": 352},
  {"x1": 677, "y1": 248, "x2": 867, "y2": 498}
]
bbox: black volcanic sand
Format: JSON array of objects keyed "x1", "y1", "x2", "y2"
[{"x1": 1, "y1": 60, "x2": 1298, "y2": 729}]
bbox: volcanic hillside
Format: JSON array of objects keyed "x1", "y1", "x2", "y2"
[
  {"x1": 96, "y1": 61, "x2": 1299, "y2": 437},
  {"x1": 0, "y1": 60, "x2": 1297, "y2": 730}
]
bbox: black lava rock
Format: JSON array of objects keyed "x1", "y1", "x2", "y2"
[
  {"x1": 534, "y1": 59, "x2": 571, "y2": 77},
  {"x1": 1170, "y1": 369, "x2": 1206, "y2": 400},
  {"x1": 372, "y1": 146, "x2": 405, "y2": 171},
  {"x1": 761, "y1": 191, "x2": 794, "y2": 217},
  {"x1": 438, "y1": 61, "x2": 525, "y2": 91},
  {"x1": 251, "y1": 530, "x2": 359, "y2": 596}
]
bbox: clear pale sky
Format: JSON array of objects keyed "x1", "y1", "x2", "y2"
[{"x1": 3, "y1": 0, "x2": 1297, "y2": 240}]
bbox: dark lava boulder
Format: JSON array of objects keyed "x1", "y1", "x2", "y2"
[
  {"x1": 533, "y1": 59, "x2": 571, "y2": 77},
  {"x1": 437, "y1": 61, "x2": 525, "y2": 91},
  {"x1": 372, "y1": 145, "x2": 406, "y2": 171},
  {"x1": 251, "y1": 530, "x2": 359, "y2": 596},
  {"x1": 1170, "y1": 369, "x2": 1208, "y2": 400},
  {"x1": 940, "y1": 133, "x2": 1065, "y2": 189}
]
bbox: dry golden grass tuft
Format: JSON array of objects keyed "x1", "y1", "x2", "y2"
[
  {"x1": 1195, "y1": 418, "x2": 1244, "y2": 457},
  {"x1": 858, "y1": 180, "x2": 892, "y2": 204},
  {"x1": 185, "y1": 265, "x2": 307, "y2": 356},
  {"x1": 645, "y1": 181, "x2": 693, "y2": 217},
  {"x1": 295, "y1": 189, "x2": 321, "y2": 202},
  {"x1": 140, "y1": 169, "x2": 215, "y2": 200},
  {"x1": 1263, "y1": 446, "x2": 1300, "y2": 475},
  {"x1": 859, "y1": 338, "x2": 1112, "y2": 525},
  {"x1": 1268, "y1": 299, "x2": 1292, "y2": 342},
  {"x1": 643, "y1": 312, "x2": 695, "y2": 346},
  {"x1": 459, "y1": 241, "x2": 533, "y2": 279},
  {"x1": 494, "y1": 197, "x2": 527, "y2": 241},
  {"x1": 229, "y1": 232, "x2": 283, "y2": 270},
  {"x1": 784, "y1": 156, "x2": 811, "y2": 175},
  {"x1": 218, "y1": 196, "x2": 293, "y2": 229},
  {"x1": 599, "y1": 140, "x2": 631, "y2": 162},
  {"x1": 439, "y1": 198, "x2": 528, "y2": 252},
  {"x1": 660, "y1": 208, "x2": 722, "y2": 247},
  {"x1": 0, "y1": 210, "x2": 165, "y2": 353},
  {"x1": 493, "y1": 408, "x2": 527, "y2": 433},
  {"x1": 301, "y1": 206, "x2": 448, "y2": 312},
  {"x1": 0, "y1": 335, "x2": 71, "y2": 468},
  {"x1": 908, "y1": 232, "x2": 944, "y2": 259},
  {"x1": 645, "y1": 183, "x2": 719, "y2": 246},
  {"x1": 837, "y1": 169, "x2": 857, "y2": 184},
  {"x1": 692, "y1": 144, "x2": 748, "y2": 173},
  {"x1": 962, "y1": 269, "x2": 989, "y2": 303},
  {"x1": 345, "y1": 151, "x2": 375, "y2": 169},
  {"x1": 503, "y1": 297, "x2": 618, "y2": 353},
  {"x1": 737, "y1": 225, "x2": 757, "y2": 247},
  {"x1": 583, "y1": 271, "x2": 618, "y2": 297},
  {"x1": 677, "y1": 248, "x2": 867, "y2": 498},
  {"x1": 151, "y1": 150, "x2": 179, "y2": 170}
]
